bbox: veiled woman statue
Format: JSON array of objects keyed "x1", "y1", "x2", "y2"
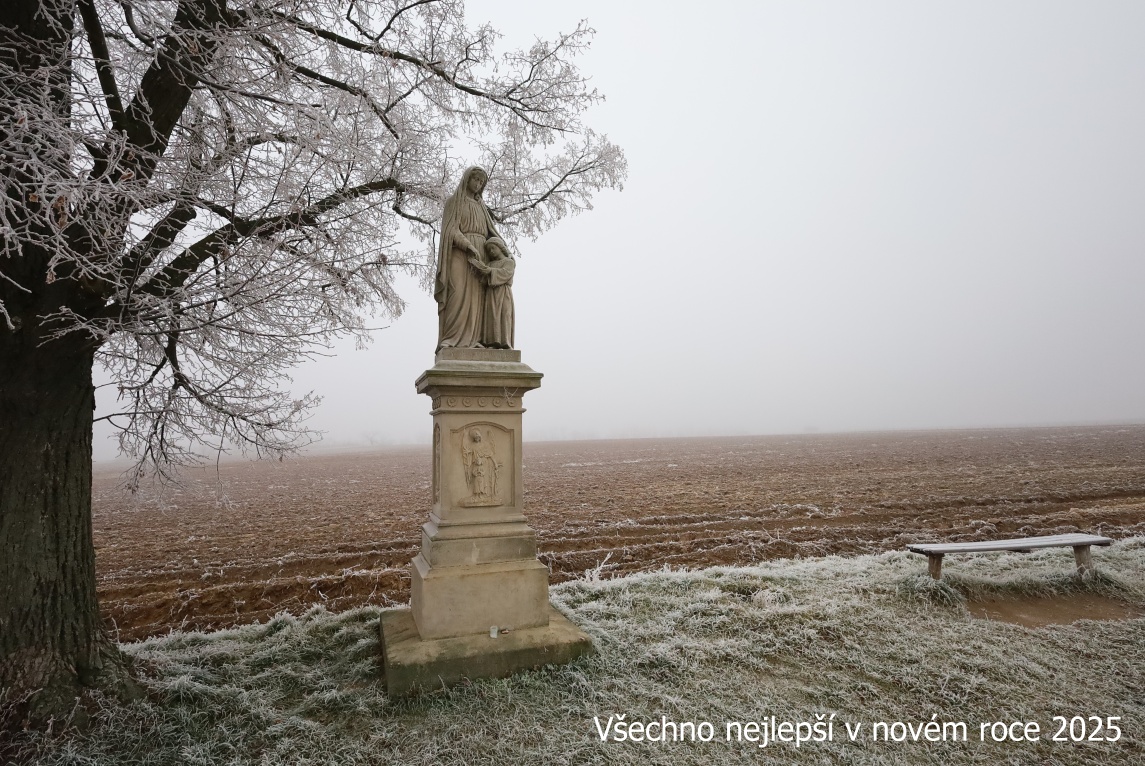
[{"x1": 434, "y1": 167, "x2": 503, "y2": 350}]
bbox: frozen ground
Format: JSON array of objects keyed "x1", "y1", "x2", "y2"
[
  {"x1": 15, "y1": 540, "x2": 1145, "y2": 765},
  {"x1": 91, "y1": 425, "x2": 1145, "y2": 639}
]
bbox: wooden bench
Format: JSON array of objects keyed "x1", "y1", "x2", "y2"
[{"x1": 907, "y1": 533, "x2": 1113, "y2": 580}]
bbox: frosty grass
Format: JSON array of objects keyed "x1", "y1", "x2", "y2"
[{"x1": 15, "y1": 539, "x2": 1145, "y2": 765}]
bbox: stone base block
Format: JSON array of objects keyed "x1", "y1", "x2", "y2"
[
  {"x1": 411, "y1": 555, "x2": 549, "y2": 639},
  {"x1": 435, "y1": 347, "x2": 521, "y2": 363},
  {"x1": 420, "y1": 520, "x2": 537, "y2": 567},
  {"x1": 379, "y1": 605, "x2": 593, "y2": 696}
]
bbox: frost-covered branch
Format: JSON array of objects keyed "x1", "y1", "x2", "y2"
[{"x1": 0, "y1": 0, "x2": 625, "y2": 478}]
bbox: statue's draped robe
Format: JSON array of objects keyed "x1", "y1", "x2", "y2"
[
  {"x1": 462, "y1": 439, "x2": 498, "y2": 504},
  {"x1": 482, "y1": 257, "x2": 515, "y2": 349},
  {"x1": 435, "y1": 169, "x2": 501, "y2": 350}
]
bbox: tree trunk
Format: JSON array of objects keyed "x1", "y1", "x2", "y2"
[
  {"x1": 1, "y1": 0, "x2": 137, "y2": 731},
  {"x1": 0, "y1": 323, "x2": 138, "y2": 731}
]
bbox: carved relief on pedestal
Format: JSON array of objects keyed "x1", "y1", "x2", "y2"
[
  {"x1": 451, "y1": 422, "x2": 513, "y2": 508},
  {"x1": 460, "y1": 427, "x2": 501, "y2": 507},
  {"x1": 436, "y1": 394, "x2": 520, "y2": 412},
  {"x1": 432, "y1": 424, "x2": 441, "y2": 503}
]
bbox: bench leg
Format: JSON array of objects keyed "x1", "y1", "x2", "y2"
[
  {"x1": 1073, "y1": 545, "x2": 1093, "y2": 574},
  {"x1": 927, "y1": 553, "x2": 944, "y2": 580}
]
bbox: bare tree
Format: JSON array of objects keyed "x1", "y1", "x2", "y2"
[{"x1": 0, "y1": 0, "x2": 624, "y2": 727}]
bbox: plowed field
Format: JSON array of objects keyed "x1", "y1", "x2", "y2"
[{"x1": 92, "y1": 425, "x2": 1145, "y2": 640}]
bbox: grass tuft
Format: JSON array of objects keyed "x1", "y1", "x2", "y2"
[{"x1": 897, "y1": 573, "x2": 966, "y2": 607}]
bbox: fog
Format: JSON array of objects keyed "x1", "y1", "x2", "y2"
[{"x1": 94, "y1": 0, "x2": 1145, "y2": 461}]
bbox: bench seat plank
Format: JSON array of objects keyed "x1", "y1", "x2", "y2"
[{"x1": 907, "y1": 533, "x2": 1112, "y2": 556}]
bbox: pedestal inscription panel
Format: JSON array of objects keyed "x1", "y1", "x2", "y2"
[{"x1": 450, "y1": 422, "x2": 513, "y2": 509}]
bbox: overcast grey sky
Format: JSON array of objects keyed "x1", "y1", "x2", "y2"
[{"x1": 94, "y1": 0, "x2": 1145, "y2": 460}]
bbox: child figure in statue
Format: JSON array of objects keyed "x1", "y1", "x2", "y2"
[{"x1": 468, "y1": 237, "x2": 515, "y2": 349}]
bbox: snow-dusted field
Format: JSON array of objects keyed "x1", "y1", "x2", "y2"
[
  {"x1": 91, "y1": 425, "x2": 1145, "y2": 640},
  {"x1": 17, "y1": 540, "x2": 1145, "y2": 765}
]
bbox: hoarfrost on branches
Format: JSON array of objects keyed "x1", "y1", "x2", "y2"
[{"x1": 0, "y1": 0, "x2": 625, "y2": 483}]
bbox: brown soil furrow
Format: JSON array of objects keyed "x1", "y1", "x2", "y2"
[
  {"x1": 96, "y1": 544, "x2": 420, "y2": 584},
  {"x1": 92, "y1": 426, "x2": 1145, "y2": 639},
  {"x1": 101, "y1": 567, "x2": 411, "y2": 641}
]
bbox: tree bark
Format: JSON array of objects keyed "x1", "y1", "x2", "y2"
[
  {"x1": 2, "y1": 1, "x2": 227, "y2": 730},
  {"x1": 1, "y1": 0, "x2": 135, "y2": 731},
  {"x1": 0, "y1": 321, "x2": 138, "y2": 731}
]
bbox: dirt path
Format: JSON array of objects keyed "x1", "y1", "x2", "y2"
[{"x1": 92, "y1": 425, "x2": 1145, "y2": 640}]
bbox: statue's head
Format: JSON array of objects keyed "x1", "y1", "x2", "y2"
[
  {"x1": 485, "y1": 237, "x2": 509, "y2": 261},
  {"x1": 462, "y1": 166, "x2": 488, "y2": 196},
  {"x1": 469, "y1": 428, "x2": 482, "y2": 442}
]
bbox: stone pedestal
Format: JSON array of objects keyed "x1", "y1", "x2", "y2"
[{"x1": 379, "y1": 348, "x2": 592, "y2": 695}]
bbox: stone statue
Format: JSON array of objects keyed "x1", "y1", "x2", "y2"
[
  {"x1": 460, "y1": 428, "x2": 501, "y2": 507},
  {"x1": 468, "y1": 237, "x2": 515, "y2": 350},
  {"x1": 434, "y1": 166, "x2": 503, "y2": 351}
]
